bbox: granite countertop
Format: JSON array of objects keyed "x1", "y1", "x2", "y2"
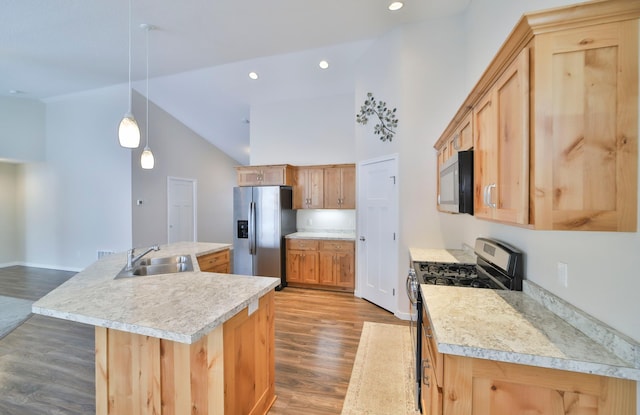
[
  {"x1": 286, "y1": 231, "x2": 356, "y2": 241},
  {"x1": 409, "y1": 247, "x2": 475, "y2": 264},
  {"x1": 420, "y1": 283, "x2": 640, "y2": 381},
  {"x1": 32, "y1": 242, "x2": 279, "y2": 344}
]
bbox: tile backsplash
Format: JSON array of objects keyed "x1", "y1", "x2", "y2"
[{"x1": 296, "y1": 209, "x2": 356, "y2": 232}]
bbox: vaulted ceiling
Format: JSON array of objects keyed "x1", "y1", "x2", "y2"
[{"x1": 2, "y1": 0, "x2": 471, "y2": 163}]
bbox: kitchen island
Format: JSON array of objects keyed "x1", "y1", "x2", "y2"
[
  {"x1": 420, "y1": 282, "x2": 640, "y2": 414},
  {"x1": 32, "y1": 242, "x2": 279, "y2": 415}
]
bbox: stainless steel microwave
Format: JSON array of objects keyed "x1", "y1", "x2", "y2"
[{"x1": 438, "y1": 150, "x2": 474, "y2": 214}]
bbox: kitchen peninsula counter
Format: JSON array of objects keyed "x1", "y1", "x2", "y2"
[
  {"x1": 33, "y1": 241, "x2": 278, "y2": 343},
  {"x1": 33, "y1": 241, "x2": 278, "y2": 415}
]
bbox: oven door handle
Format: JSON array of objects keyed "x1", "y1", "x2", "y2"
[{"x1": 406, "y1": 271, "x2": 418, "y2": 305}]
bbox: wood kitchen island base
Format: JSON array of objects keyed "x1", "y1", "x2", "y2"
[{"x1": 95, "y1": 291, "x2": 275, "y2": 415}]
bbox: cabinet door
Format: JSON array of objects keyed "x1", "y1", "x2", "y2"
[
  {"x1": 318, "y1": 251, "x2": 336, "y2": 285},
  {"x1": 294, "y1": 167, "x2": 324, "y2": 209},
  {"x1": 293, "y1": 168, "x2": 307, "y2": 209},
  {"x1": 474, "y1": 48, "x2": 530, "y2": 224},
  {"x1": 334, "y1": 252, "x2": 354, "y2": 288},
  {"x1": 457, "y1": 112, "x2": 473, "y2": 151},
  {"x1": 532, "y1": 21, "x2": 638, "y2": 231},
  {"x1": 421, "y1": 322, "x2": 442, "y2": 415},
  {"x1": 236, "y1": 167, "x2": 262, "y2": 187},
  {"x1": 339, "y1": 166, "x2": 356, "y2": 209},
  {"x1": 323, "y1": 167, "x2": 342, "y2": 209},
  {"x1": 286, "y1": 250, "x2": 304, "y2": 283},
  {"x1": 300, "y1": 252, "x2": 319, "y2": 284},
  {"x1": 260, "y1": 166, "x2": 286, "y2": 186},
  {"x1": 324, "y1": 166, "x2": 356, "y2": 209}
]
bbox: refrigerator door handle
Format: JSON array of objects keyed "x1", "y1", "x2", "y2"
[{"x1": 249, "y1": 201, "x2": 256, "y2": 255}]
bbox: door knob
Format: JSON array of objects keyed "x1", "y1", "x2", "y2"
[{"x1": 359, "y1": 236, "x2": 366, "y2": 241}]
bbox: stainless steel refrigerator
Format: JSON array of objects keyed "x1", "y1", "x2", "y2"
[{"x1": 233, "y1": 186, "x2": 296, "y2": 290}]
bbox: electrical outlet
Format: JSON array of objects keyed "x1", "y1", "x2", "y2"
[{"x1": 557, "y1": 262, "x2": 568, "y2": 287}]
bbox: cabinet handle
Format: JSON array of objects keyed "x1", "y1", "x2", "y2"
[
  {"x1": 483, "y1": 184, "x2": 489, "y2": 207},
  {"x1": 422, "y1": 360, "x2": 431, "y2": 387}
]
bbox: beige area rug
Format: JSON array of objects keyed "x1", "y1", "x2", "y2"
[{"x1": 342, "y1": 322, "x2": 421, "y2": 415}]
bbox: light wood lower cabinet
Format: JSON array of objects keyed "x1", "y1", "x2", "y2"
[
  {"x1": 95, "y1": 290, "x2": 275, "y2": 415},
  {"x1": 285, "y1": 239, "x2": 319, "y2": 284},
  {"x1": 421, "y1": 308, "x2": 636, "y2": 415},
  {"x1": 286, "y1": 239, "x2": 354, "y2": 292},
  {"x1": 197, "y1": 248, "x2": 230, "y2": 273}
]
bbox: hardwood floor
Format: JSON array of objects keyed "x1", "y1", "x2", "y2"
[{"x1": 0, "y1": 266, "x2": 408, "y2": 415}]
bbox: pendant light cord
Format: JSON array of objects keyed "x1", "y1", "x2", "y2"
[
  {"x1": 127, "y1": 0, "x2": 133, "y2": 111},
  {"x1": 145, "y1": 25, "x2": 149, "y2": 149}
]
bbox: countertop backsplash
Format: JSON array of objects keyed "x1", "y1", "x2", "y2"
[{"x1": 296, "y1": 209, "x2": 356, "y2": 234}]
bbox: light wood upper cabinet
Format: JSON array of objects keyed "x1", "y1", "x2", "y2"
[
  {"x1": 531, "y1": 20, "x2": 638, "y2": 231},
  {"x1": 324, "y1": 165, "x2": 356, "y2": 209},
  {"x1": 236, "y1": 165, "x2": 294, "y2": 187},
  {"x1": 293, "y1": 167, "x2": 324, "y2": 209},
  {"x1": 473, "y1": 48, "x2": 529, "y2": 224},
  {"x1": 434, "y1": 0, "x2": 639, "y2": 232},
  {"x1": 437, "y1": 112, "x2": 473, "y2": 213}
]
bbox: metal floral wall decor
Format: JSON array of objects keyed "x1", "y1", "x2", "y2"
[{"x1": 356, "y1": 92, "x2": 399, "y2": 142}]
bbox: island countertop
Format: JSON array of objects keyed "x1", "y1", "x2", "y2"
[
  {"x1": 32, "y1": 242, "x2": 280, "y2": 344},
  {"x1": 421, "y1": 284, "x2": 640, "y2": 381}
]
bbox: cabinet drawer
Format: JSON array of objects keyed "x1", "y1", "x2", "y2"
[
  {"x1": 319, "y1": 240, "x2": 354, "y2": 252},
  {"x1": 197, "y1": 249, "x2": 230, "y2": 272},
  {"x1": 286, "y1": 239, "x2": 318, "y2": 251}
]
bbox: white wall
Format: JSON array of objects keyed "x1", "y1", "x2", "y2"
[
  {"x1": 21, "y1": 85, "x2": 133, "y2": 270},
  {"x1": 131, "y1": 92, "x2": 238, "y2": 247},
  {"x1": 0, "y1": 163, "x2": 22, "y2": 265},
  {"x1": 355, "y1": 15, "x2": 468, "y2": 317},
  {"x1": 250, "y1": 94, "x2": 356, "y2": 166},
  {"x1": 0, "y1": 97, "x2": 45, "y2": 162}
]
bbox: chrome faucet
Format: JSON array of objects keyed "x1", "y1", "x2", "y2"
[{"x1": 126, "y1": 244, "x2": 160, "y2": 270}]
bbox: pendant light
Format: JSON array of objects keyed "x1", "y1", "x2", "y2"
[
  {"x1": 118, "y1": 0, "x2": 141, "y2": 148},
  {"x1": 140, "y1": 23, "x2": 155, "y2": 169}
]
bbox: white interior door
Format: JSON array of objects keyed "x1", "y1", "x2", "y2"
[
  {"x1": 168, "y1": 177, "x2": 197, "y2": 243},
  {"x1": 357, "y1": 155, "x2": 398, "y2": 313}
]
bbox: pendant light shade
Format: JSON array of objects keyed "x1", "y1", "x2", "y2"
[
  {"x1": 118, "y1": 0, "x2": 140, "y2": 148},
  {"x1": 141, "y1": 23, "x2": 155, "y2": 170},
  {"x1": 141, "y1": 146, "x2": 154, "y2": 169},
  {"x1": 118, "y1": 113, "x2": 140, "y2": 148}
]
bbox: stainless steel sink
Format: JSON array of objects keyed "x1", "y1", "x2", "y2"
[
  {"x1": 137, "y1": 255, "x2": 190, "y2": 266},
  {"x1": 115, "y1": 255, "x2": 194, "y2": 279}
]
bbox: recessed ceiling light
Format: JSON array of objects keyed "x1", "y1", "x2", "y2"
[
  {"x1": 319, "y1": 60, "x2": 329, "y2": 69},
  {"x1": 248, "y1": 72, "x2": 259, "y2": 80},
  {"x1": 388, "y1": 2, "x2": 403, "y2": 11}
]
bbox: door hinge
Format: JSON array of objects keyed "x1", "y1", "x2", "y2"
[
  {"x1": 393, "y1": 232, "x2": 396, "y2": 240},
  {"x1": 390, "y1": 175, "x2": 396, "y2": 184},
  {"x1": 393, "y1": 288, "x2": 396, "y2": 296}
]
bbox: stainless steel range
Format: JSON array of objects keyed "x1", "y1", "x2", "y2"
[{"x1": 406, "y1": 237, "x2": 524, "y2": 412}]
